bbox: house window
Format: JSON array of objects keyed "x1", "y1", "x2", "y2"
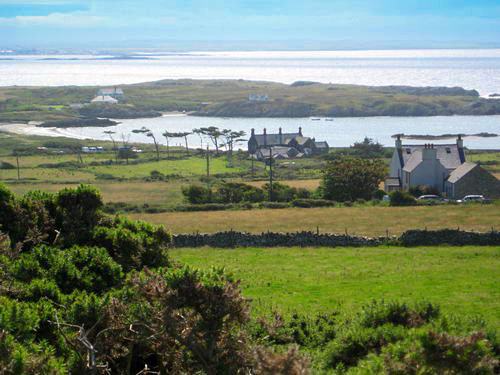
[
  {"x1": 445, "y1": 147, "x2": 451, "y2": 153},
  {"x1": 406, "y1": 148, "x2": 411, "y2": 154}
]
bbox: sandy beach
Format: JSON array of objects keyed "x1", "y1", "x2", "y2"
[{"x1": 0, "y1": 123, "x2": 90, "y2": 139}]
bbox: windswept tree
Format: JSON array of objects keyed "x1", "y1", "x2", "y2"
[
  {"x1": 103, "y1": 130, "x2": 117, "y2": 162},
  {"x1": 192, "y1": 128, "x2": 205, "y2": 148},
  {"x1": 221, "y1": 129, "x2": 246, "y2": 160},
  {"x1": 162, "y1": 131, "x2": 176, "y2": 157},
  {"x1": 199, "y1": 126, "x2": 224, "y2": 154},
  {"x1": 133, "y1": 126, "x2": 160, "y2": 161},
  {"x1": 170, "y1": 131, "x2": 191, "y2": 156}
]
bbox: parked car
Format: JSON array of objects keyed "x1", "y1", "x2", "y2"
[
  {"x1": 417, "y1": 195, "x2": 447, "y2": 201},
  {"x1": 457, "y1": 195, "x2": 486, "y2": 203}
]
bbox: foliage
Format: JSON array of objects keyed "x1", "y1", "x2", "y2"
[
  {"x1": 346, "y1": 330, "x2": 499, "y2": 375},
  {"x1": 291, "y1": 199, "x2": 335, "y2": 208},
  {"x1": 181, "y1": 184, "x2": 213, "y2": 204},
  {"x1": 320, "y1": 157, "x2": 386, "y2": 201},
  {"x1": 389, "y1": 191, "x2": 417, "y2": 206},
  {"x1": 351, "y1": 137, "x2": 385, "y2": 159},
  {"x1": 408, "y1": 184, "x2": 441, "y2": 198}
]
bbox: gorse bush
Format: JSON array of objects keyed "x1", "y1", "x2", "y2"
[
  {"x1": 389, "y1": 190, "x2": 417, "y2": 206},
  {"x1": 181, "y1": 181, "x2": 311, "y2": 204}
]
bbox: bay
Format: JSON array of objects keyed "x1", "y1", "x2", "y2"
[{"x1": 56, "y1": 114, "x2": 500, "y2": 150}]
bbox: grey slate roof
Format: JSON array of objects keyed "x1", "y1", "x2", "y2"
[
  {"x1": 98, "y1": 88, "x2": 124, "y2": 95},
  {"x1": 292, "y1": 136, "x2": 312, "y2": 145},
  {"x1": 253, "y1": 132, "x2": 301, "y2": 147},
  {"x1": 385, "y1": 177, "x2": 401, "y2": 186},
  {"x1": 402, "y1": 151, "x2": 423, "y2": 172},
  {"x1": 447, "y1": 162, "x2": 477, "y2": 183},
  {"x1": 398, "y1": 144, "x2": 465, "y2": 170},
  {"x1": 315, "y1": 141, "x2": 329, "y2": 148}
]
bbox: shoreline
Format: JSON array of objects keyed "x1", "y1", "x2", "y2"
[{"x1": 0, "y1": 123, "x2": 91, "y2": 139}]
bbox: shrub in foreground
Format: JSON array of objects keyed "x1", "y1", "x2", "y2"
[{"x1": 389, "y1": 190, "x2": 417, "y2": 206}]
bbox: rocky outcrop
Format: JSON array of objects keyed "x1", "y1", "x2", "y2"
[
  {"x1": 378, "y1": 86, "x2": 480, "y2": 97},
  {"x1": 39, "y1": 118, "x2": 119, "y2": 128},
  {"x1": 79, "y1": 104, "x2": 161, "y2": 119},
  {"x1": 193, "y1": 100, "x2": 313, "y2": 117}
]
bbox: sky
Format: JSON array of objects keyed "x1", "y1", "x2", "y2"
[{"x1": 1, "y1": 0, "x2": 500, "y2": 50}]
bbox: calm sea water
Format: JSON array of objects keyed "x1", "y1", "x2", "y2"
[
  {"x1": 1, "y1": 49, "x2": 500, "y2": 96},
  {"x1": 59, "y1": 114, "x2": 500, "y2": 150}
]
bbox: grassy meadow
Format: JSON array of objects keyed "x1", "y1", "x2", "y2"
[
  {"x1": 130, "y1": 203, "x2": 500, "y2": 236},
  {"x1": 171, "y1": 245, "x2": 500, "y2": 331}
]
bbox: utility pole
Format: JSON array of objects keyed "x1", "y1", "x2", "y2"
[
  {"x1": 268, "y1": 147, "x2": 273, "y2": 201},
  {"x1": 16, "y1": 153, "x2": 20, "y2": 180}
]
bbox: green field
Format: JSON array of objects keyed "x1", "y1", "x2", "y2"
[
  {"x1": 131, "y1": 203, "x2": 500, "y2": 237},
  {"x1": 171, "y1": 246, "x2": 500, "y2": 331}
]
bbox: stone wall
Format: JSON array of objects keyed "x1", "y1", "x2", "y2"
[{"x1": 171, "y1": 229, "x2": 500, "y2": 248}]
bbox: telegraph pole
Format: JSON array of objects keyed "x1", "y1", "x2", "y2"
[
  {"x1": 16, "y1": 153, "x2": 20, "y2": 180},
  {"x1": 268, "y1": 147, "x2": 273, "y2": 201}
]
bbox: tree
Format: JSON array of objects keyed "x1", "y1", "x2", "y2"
[
  {"x1": 351, "y1": 137, "x2": 385, "y2": 159},
  {"x1": 320, "y1": 157, "x2": 386, "y2": 201},
  {"x1": 221, "y1": 129, "x2": 246, "y2": 161},
  {"x1": 192, "y1": 128, "x2": 204, "y2": 148},
  {"x1": 133, "y1": 127, "x2": 160, "y2": 161},
  {"x1": 199, "y1": 127, "x2": 224, "y2": 154},
  {"x1": 165, "y1": 131, "x2": 191, "y2": 156},
  {"x1": 103, "y1": 130, "x2": 118, "y2": 162}
]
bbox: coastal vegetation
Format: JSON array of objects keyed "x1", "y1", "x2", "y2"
[
  {"x1": 2, "y1": 79, "x2": 500, "y2": 124},
  {"x1": 0, "y1": 182, "x2": 499, "y2": 374}
]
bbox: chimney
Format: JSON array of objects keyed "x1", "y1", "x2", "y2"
[
  {"x1": 251, "y1": 128, "x2": 255, "y2": 136},
  {"x1": 457, "y1": 134, "x2": 463, "y2": 149},
  {"x1": 422, "y1": 143, "x2": 437, "y2": 160},
  {"x1": 263, "y1": 128, "x2": 267, "y2": 146},
  {"x1": 299, "y1": 127, "x2": 302, "y2": 136},
  {"x1": 279, "y1": 127, "x2": 283, "y2": 144},
  {"x1": 395, "y1": 135, "x2": 402, "y2": 150}
]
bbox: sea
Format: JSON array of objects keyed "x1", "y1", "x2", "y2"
[{"x1": 1, "y1": 49, "x2": 499, "y2": 149}]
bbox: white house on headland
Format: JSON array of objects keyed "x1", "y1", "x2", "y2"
[
  {"x1": 385, "y1": 135, "x2": 500, "y2": 199},
  {"x1": 91, "y1": 95, "x2": 118, "y2": 104},
  {"x1": 248, "y1": 94, "x2": 270, "y2": 102},
  {"x1": 97, "y1": 87, "x2": 124, "y2": 99}
]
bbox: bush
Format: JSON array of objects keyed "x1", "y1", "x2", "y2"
[
  {"x1": 408, "y1": 184, "x2": 440, "y2": 198},
  {"x1": 291, "y1": 199, "x2": 335, "y2": 208},
  {"x1": 372, "y1": 189, "x2": 386, "y2": 200},
  {"x1": 389, "y1": 191, "x2": 417, "y2": 206},
  {"x1": 348, "y1": 330, "x2": 499, "y2": 375},
  {"x1": 0, "y1": 161, "x2": 15, "y2": 169},
  {"x1": 215, "y1": 182, "x2": 265, "y2": 203},
  {"x1": 259, "y1": 201, "x2": 290, "y2": 209},
  {"x1": 176, "y1": 203, "x2": 236, "y2": 212},
  {"x1": 181, "y1": 184, "x2": 213, "y2": 204}
]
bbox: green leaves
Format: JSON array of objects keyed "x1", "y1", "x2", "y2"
[{"x1": 321, "y1": 157, "x2": 387, "y2": 202}]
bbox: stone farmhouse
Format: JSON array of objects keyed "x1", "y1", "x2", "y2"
[
  {"x1": 248, "y1": 127, "x2": 329, "y2": 160},
  {"x1": 385, "y1": 135, "x2": 500, "y2": 199}
]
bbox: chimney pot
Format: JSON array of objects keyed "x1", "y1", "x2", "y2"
[{"x1": 299, "y1": 127, "x2": 302, "y2": 135}]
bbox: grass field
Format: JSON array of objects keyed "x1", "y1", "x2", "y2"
[
  {"x1": 7, "y1": 181, "x2": 183, "y2": 207},
  {"x1": 130, "y1": 203, "x2": 500, "y2": 237},
  {"x1": 171, "y1": 246, "x2": 500, "y2": 331}
]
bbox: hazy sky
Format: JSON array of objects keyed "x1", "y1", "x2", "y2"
[{"x1": 1, "y1": 0, "x2": 500, "y2": 50}]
